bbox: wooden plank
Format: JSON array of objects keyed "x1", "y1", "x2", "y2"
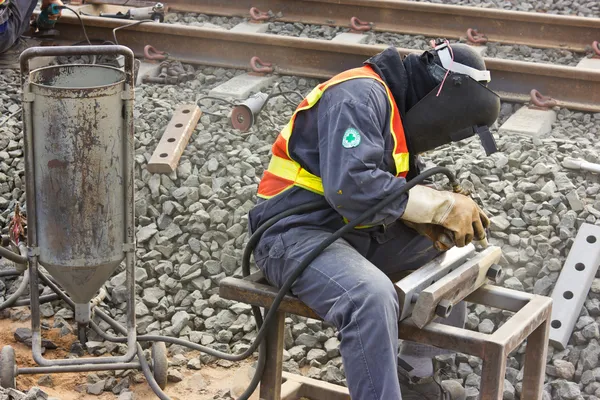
[
  {"x1": 147, "y1": 104, "x2": 201, "y2": 174},
  {"x1": 412, "y1": 246, "x2": 502, "y2": 328}
]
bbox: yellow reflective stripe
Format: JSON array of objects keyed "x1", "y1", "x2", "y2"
[
  {"x1": 394, "y1": 152, "x2": 410, "y2": 176},
  {"x1": 267, "y1": 156, "x2": 324, "y2": 195},
  {"x1": 342, "y1": 216, "x2": 377, "y2": 230}
]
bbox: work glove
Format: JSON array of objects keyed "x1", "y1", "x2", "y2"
[
  {"x1": 403, "y1": 221, "x2": 455, "y2": 252},
  {"x1": 400, "y1": 185, "x2": 490, "y2": 247}
]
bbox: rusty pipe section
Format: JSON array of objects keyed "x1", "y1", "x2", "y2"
[{"x1": 82, "y1": 0, "x2": 600, "y2": 52}]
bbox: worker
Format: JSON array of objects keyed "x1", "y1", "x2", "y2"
[
  {"x1": 249, "y1": 41, "x2": 500, "y2": 400},
  {"x1": 0, "y1": 0, "x2": 63, "y2": 66}
]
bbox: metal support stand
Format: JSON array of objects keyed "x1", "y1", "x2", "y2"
[
  {"x1": 2, "y1": 45, "x2": 147, "y2": 377},
  {"x1": 220, "y1": 274, "x2": 553, "y2": 400}
]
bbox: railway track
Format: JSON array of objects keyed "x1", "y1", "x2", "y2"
[
  {"x1": 84, "y1": 0, "x2": 600, "y2": 52},
  {"x1": 48, "y1": 12, "x2": 600, "y2": 112}
]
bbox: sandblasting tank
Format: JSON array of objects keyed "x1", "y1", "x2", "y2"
[{"x1": 29, "y1": 64, "x2": 126, "y2": 304}]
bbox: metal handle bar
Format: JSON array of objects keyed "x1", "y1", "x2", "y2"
[{"x1": 19, "y1": 45, "x2": 135, "y2": 86}]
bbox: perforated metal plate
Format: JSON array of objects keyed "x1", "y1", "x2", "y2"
[{"x1": 549, "y1": 223, "x2": 600, "y2": 349}]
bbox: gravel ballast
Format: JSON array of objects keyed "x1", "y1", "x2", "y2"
[{"x1": 1, "y1": 48, "x2": 600, "y2": 399}]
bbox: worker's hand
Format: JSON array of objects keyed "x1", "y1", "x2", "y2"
[
  {"x1": 403, "y1": 221, "x2": 455, "y2": 252},
  {"x1": 400, "y1": 185, "x2": 490, "y2": 247},
  {"x1": 41, "y1": 0, "x2": 63, "y2": 19}
]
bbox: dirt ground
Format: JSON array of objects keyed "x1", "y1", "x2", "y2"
[{"x1": 0, "y1": 314, "x2": 261, "y2": 400}]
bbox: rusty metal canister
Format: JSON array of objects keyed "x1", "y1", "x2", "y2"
[{"x1": 27, "y1": 64, "x2": 126, "y2": 303}]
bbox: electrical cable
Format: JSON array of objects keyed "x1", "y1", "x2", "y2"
[
  {"x1": 60, "y1": 6, "x2": 92, "y2": 46},
  {"x1": 25, "y1": 167, "x2": 457, "y2": 400},
  {"x1": 112, "y1": 19, "x2": 154, "y2": 45},
  {"x1": 196, "y1": 96, "x2": 236, "y2": 118},
  {"x1": 0, "y1": 270, "x2": 29, "y2": 311}
]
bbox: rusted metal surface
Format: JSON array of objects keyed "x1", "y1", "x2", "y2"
[
  {"x1": 143, "y1": 44, "x2": 167, "y2": 60},
  {"x1": 281, "y1": 372, "x2": 351, "y2": 400},
  {"x1": 395, "y1": 244, "x2": 475, "y2": 321},
  {"x1": 28, "y1": 63, "x2": 126, "y2": 305},
  {"x1": 250, "y1": 56, "x2": 274, "y2": 74},
  {"x1": 261, "y1": 310, "x2": 285, "y2": 400},
  {"x1": 49, "y1": 15, "x2": 600, "y2": 112},
  {"x1": 349, "y1": 16, "x2": 371, "y2": 32},
  {"x1": 412, "y1": 246, "x2": 502, "y2": 328},
  {"x1": 221, "y1": 272, "x2": 552, "y2": 399},
  {"x1": 249, "y1": 7, "x2": 270, "y2": 22},
  {"x1": 84, "y1": 0, "x2": 600, "y2": 52},
  {"x1": 220, "y1": 274, "x2": 321, "y2": 319},
  {"x1": 147, "y1": 104, "x2": 201, "y2": 174},
  {"x1": 466, "y1": 28, "x2": 488, "y2": 45},
  {"x1": 530, "y1": 89, "x2": 558, "y2": 108},
  {"x1": 142, "y1": 60, "x2": 194, "y2": 84}
]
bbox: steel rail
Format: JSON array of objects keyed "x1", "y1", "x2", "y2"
[
  {"x1": 83, "y1": 0, "x2": 600, "y2": 52},
  {"x1": 52, "y1": 14, "x2": 600, "y2": 112}
]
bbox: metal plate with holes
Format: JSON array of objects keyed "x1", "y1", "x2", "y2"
[
  {"x1": 395, "y1": 244, "x2": 475, "y2": 321},
  {"x1": 549, "y1": 223, "x2": 600, "y2": 349},
  {"x1": 147, "y1": 104, "x2": 201, "y2": 174}
]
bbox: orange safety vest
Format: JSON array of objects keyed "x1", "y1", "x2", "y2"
[{"x1": 257, "y1": 65, "x2": 410, "y2": 200}]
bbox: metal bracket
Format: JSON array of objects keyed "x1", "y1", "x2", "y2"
[
  {"x1": 549, "y1": 223, "x2": 600, "y2": 349},
  {"x1": 27, "y1": 247, "x2": 40, "y2": 257},
  {"x1": 122, "y1": 243, "x2": 136, "y2": 253}
]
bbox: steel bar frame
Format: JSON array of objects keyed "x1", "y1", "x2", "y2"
[
  {"x1": 44, "y1": 14, "x2": 600, "y2": 112},
  {"x1": 82, "y1": 0, "x2": 600, "y2": 52},
  {"x1": 19, "y1": 46, "x2": 139, "y2": 368},
  {"x1": 220, "y1": 276, "x2": 552, "y2": 400}
]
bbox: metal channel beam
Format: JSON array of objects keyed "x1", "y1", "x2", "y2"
[
  {"x1": 549, "y1": 223, "x2": 600, "y2": 350},
  {"x1": 84, "y1": 0, "x2": 600, "y2": 52},
  {"x1": 51, "y1": 15, "x2": 600, "y2": 112},
  {"x1": 395, "y1": 244, "x2": 475, "y2": 321}
]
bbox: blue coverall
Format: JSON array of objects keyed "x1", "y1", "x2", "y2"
[
  {"x1": 0, "y1": 0, "x2": 37, "y2": 53},
  {"x1": 250, "y1": 48, "x2": 466, "y2": 400}
]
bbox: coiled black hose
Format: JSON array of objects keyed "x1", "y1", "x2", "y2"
[{"x1": 20, "y1": 167, "x2": 457, "y2": 400}]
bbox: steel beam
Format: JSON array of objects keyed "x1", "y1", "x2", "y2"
[
  {"x1": 549, "y1": 223, "x2": 600, "y2": 349},
  {"x1": 395, "y1": 244, "x2": 475, "y2": 321},
  {"x1": 48, "y1": 14, "x2": 600, "y2": 112},
  {"x1": 84, "y1": 0, "x2": 600, "y2": 52},
  {"x1": 411, "y1": 246, "x2": 502, "y2": 328}
]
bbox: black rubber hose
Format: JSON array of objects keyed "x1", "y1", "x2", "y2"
[
  {"x1": 0, "y1": 270, "x2": 29, "y2": 311},
  {"x1": 37, "y1": 167, "x2": 456, "y2": 400},
  {"x1": 13, "y1": 293, "x2": 60, "y2": 307},
  {"x1": 0, "y1": 269, "x2": 20, "y2": 277},
  {"x1": 241, "y1": 200, "x2": 329, "y2": 277}
]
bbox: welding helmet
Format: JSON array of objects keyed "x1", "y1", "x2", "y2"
[{"x1": 403, "y1": 41, "x2": 500, "y2": 155}]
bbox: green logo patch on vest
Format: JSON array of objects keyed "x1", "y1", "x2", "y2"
[{"x1": 342, "y1": 127, "x2": 361, "y2": 149}]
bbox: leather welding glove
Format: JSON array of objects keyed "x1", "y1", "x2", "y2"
[
  {"x1": 403, "y1": 221, "x2": 455, "y2": 252},
  {"x1": 400, "y1": 185, "x2": 490, "y2": 247}
]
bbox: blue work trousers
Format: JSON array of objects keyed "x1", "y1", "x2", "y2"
[
  {"x1": 254, "y1": 223, "x2": 466, "y2": 400},
  {"x1": 0, "y1": 0, "x2": 37, "y2": 53}
]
